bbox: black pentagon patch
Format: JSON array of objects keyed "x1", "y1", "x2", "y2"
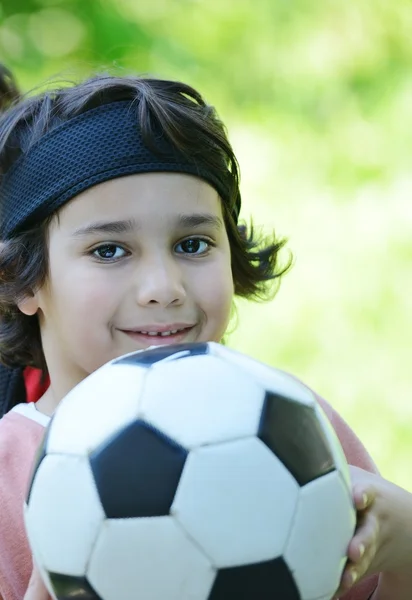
[
  {"x1": 49, "y1": 573, "x2": 102, "y2": 599},
  {"x1": 114, "y1": 342, "x2": 210, "y2": 366},
  {"x1": 90, "y1": 419, "x2": 187, "y2": 518},
  {"x1": 26, "y1": 418, "x2": 53, "y2": 504},
  {"x1": 259, "y1": 392, "x2": 335, "y2": 486},
  {"x1": 208, "y1": 557, "x2": 300, "y2": 600}
]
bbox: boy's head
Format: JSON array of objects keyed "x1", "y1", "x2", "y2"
[{"x1": 0, "y1": 70, "x2": 288, "y2": 396}]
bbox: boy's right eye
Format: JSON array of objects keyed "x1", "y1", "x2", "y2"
[{"x1": 92, "y1": 244, "x2": 128, "y2": 261}]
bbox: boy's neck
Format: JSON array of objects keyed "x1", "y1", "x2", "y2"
[{"x1": 35, "y1": 387, "x2": 58, "y2": 416}]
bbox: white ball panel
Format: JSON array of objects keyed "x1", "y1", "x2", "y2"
[
  {"x1": 47, "y1": 364, "x2": 146, "y2": 455},
  {"x1": 140, "y1": 355, "x2": 265, "y2": 449},
  {"x1": 25, "y1": 454, "x2": 105, "y2": 575},
  {"x1": 284, "y1": 471, "x2": 356, "y2": 599},
  {"x1": 172, "y1": 437, "x2": 299, "y2": 567},
  {"x1": 88, "y1": 517, "x2": 215, "y2": 600},
  {"x1": 314, "y1": 403, "x2": 352, "y2": 493},
  {"x1": 210, "y1": 344, "x2": 316, "y2": 407}
]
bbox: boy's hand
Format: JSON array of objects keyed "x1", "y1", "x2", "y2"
[
  {"x1": 334, "y1": 465, "x2": 412, "y2": 598},
  {"x1": 24, "y1": 565, "x2": 51, "y2": 600}
]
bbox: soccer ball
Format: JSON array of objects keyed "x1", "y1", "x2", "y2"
[{"x1": 25, "y1": 342, "x2": 355, "y2": 600}]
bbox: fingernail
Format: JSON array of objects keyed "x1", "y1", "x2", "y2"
[
  {"x1": 359, "y1": 543, "x2": 365, "y2": 558},
  {"x1": 350, "y1": 569, "x2": 358, "y2": 585},
  {"x1": 362, "y1": 493, "x2": 368, "y2": 507}
]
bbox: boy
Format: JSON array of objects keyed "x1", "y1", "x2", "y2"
[{"x1": 0, "y1": 70, "x2": 411, "y2": 600}]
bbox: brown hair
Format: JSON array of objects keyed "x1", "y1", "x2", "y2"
[{"x1": 0, "y1": 68, "x2": 291, "y2": 371}]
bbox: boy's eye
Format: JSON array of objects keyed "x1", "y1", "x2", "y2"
[
  {"x1": 92, "y1": 244, "x2": 127, "y2": 260},
  {"x1": 175, "y1": 238, "x2": 210, "y2": 255}
]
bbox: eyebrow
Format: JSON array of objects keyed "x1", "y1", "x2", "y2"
[
  {"x1": 72, "y1": 219, "x2": 137, "y2": 237},
  {"x1": 176, "y1": 213, "x2": 223, "y2": 230},
  {"x1": 72, "y1": 213, "x2": 223, "y2": 237}
]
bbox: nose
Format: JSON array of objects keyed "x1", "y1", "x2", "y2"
[{"x1": 134, "y1": 255, "x2": 186, "y2": 307}]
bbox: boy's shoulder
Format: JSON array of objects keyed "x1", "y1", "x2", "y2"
[
  {"x1": 0, "y1": 407, "x2": 47, "y2": 600},
  {"x1": 0, "y1": 405, "x2": 47, "y2": 521},
  {"x1": 0, "y1": 405, "x2": 47, "y2": 468}
]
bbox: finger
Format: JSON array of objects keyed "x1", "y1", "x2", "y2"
[
  {"x1": 352, "y1": 487, "x2": 376, "y2": 512},
  {"x1": 24, "y1": 566, "x2": 50, "y2": 600},
  {"x1": 333, "y1": 512, "x2": 379, "y2": 597},
  {"x1": 340, "y1": 538, "x2": 377, "y2": 591},
  {"x1": 337, "y1": 564, "x2": 360, "y2": 595},
  {"x1": 347, "y1": 511, "x2": 379, "y2": 564}
]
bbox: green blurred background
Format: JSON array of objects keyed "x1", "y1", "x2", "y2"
[{"x1": 1, "y1": 0, "x2": 410, "y2": 490}]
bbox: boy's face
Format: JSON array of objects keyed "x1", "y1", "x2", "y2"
[{"x1": 24, "y1": 173, "x2": 234, "y2": 398}]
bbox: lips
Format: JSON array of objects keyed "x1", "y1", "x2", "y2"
[{"x1": 122, "y1": 323, "x2": 194, "y2": 334}]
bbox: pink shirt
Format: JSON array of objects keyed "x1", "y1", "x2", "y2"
[
  {"x1": 0, "y1": 406, "x2": 49, "y2": 600},
  {"x1": 0, "y1": 398, "x2": 378, "y2": 600}
]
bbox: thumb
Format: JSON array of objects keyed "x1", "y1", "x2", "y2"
[{"x1": 24, "y1": 565, "x2": 51, "y2": 600}]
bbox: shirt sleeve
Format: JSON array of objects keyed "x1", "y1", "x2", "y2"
[
  {"x1": 0, "y1": 412, "x2": 45, "y2": 600},
  {"x1": 315, "y1": 395, "x2": 379, "y2": 474},
  {"x1": 314, "y1": 395, "x2": 379, "y2": 599}
]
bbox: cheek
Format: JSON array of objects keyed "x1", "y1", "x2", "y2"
[
  {"x1": 44, "y1": 263, "x2": 120, "y2": 323},
  {"x1": 193, "y1": 259, "x2": 234, "y2": 316}
]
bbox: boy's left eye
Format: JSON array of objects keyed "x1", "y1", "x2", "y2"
[
  {"x1": 92, "y1": 244, "x2": 127, "y2": 260},
  {"x1": 175, "y1": 238, "x2": 211, "y2": 255}
]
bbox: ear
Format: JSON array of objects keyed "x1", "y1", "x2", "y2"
[{"x1": 17, "y1": 293, "x2": 39, "y2": 316}]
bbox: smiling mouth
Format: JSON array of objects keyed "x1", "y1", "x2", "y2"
[
  {"x1": 137, "y1": 327, "x2": 189, "y2": 337},
  {"x1": 121, "y1": 326, "x2": 194, "y2": 340}
]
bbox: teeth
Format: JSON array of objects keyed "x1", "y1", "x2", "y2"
[{"x1": 139, "y1": 328, "x2": 185, "y2": 336}]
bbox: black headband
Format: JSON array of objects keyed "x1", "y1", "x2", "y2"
[{"x1": 0, "y1": 100, "x2": 241, "y2": 239}]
